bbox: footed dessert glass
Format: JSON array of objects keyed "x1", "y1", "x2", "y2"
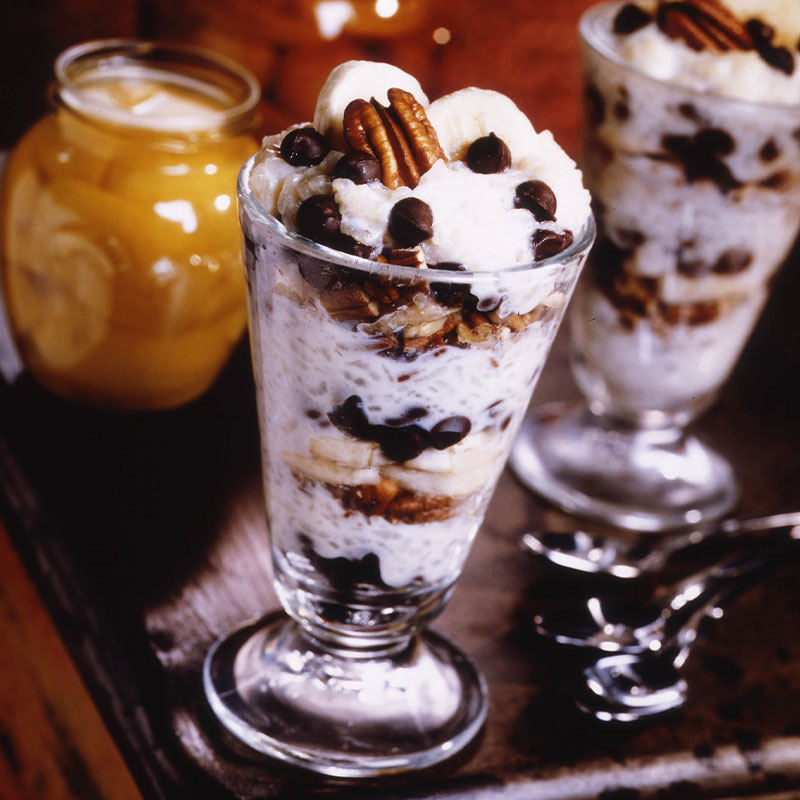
[
  {"x1": 203, "y1": 155, "x2": 593, "y2": 777},
  {"x1": 511, "y1": 3, "x2": 800, "y2": 532}
]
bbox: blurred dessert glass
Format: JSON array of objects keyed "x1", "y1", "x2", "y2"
[
  {"x1": 511, "y1": 1, "x2": 800, "y2": 530},
  {"x1": 1, "y1": 39, "x2": 259, "y2": 410}
]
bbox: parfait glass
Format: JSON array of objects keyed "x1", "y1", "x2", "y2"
[
  {"x1": 203, "y1": 154, "x2": 593, "y2": 777},
  {"x1": 511, "y1": 3, "x2": 800, "y2": 532}
]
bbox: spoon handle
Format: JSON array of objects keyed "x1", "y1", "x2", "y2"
[
  {"x1": 657, "y1": 511, "x2": 800, "y2": 565},
  {"x1": 665, "y1": 559, "x2": 776, "y2": 660},
  {"x1": 661, "y1": 533, "x2": 800, "y2": 627}
]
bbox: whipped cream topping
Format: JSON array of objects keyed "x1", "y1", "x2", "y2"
[
  {"x1": 603, "y1": 0, "x2": 800, "y2": 104},
  {"x1": 248, "y1": 63, "x2": 591, "y2": 272}
]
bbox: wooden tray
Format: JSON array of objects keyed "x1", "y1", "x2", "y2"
[{"x1": 2, "y1": 241, "x2": 800, "y2": 799}]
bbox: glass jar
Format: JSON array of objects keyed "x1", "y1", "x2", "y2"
[{"x1": 1, "y1": 40, "x2": 260, "y2": 410}]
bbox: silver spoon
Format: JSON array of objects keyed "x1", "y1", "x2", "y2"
[
  {"x1": 575, "y1": 648, "x2": 691, "y2": 721},
  {"x1": 522, "y1": 511, "x2": 800, "y2": 579},
  {"x1": 533, "y1": 536, "x2": 797, "y2": 653},
  {"x1": 572, "y1": 535, "x2": 800, "y2": 722}
]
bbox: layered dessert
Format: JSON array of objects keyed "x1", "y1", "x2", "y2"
[
  {"x1": 239, "y1": 61, "x2": 592, "y2": 625},
  {"x1": 573, "y1": 1, "x2": 800, "y2": 420}
]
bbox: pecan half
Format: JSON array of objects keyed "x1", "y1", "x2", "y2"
[
  {"x1": 332, "y1": 481, "x2": 456, "y2": 523},
  {"x1": 320, "y1": 284, "x2": 380, "y2": 321},
  {"x1": 657, "y1": 0, "x2": 753, "y2": 52},
  {"x1": 659, "y1": 298, "x2": 720, "y2": 326},
  {"x1": 343, "y1": 89, "x2": 445, "y2": 189},
  {"x1": 387, "y1": 89, "x2": 444, "y2": 176},
  {"x1": 381, "y1": 248, "x2": 427, "y2": 268}
]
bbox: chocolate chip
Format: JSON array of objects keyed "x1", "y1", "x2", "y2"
[
  {"x1": 329, "y1": 396, "x2": 473, "y2": 463},
  {"x1": 296, "y1": 194, "x2": 341, "y2": 243},
  {"x1": 280, "y1": 127, "x2": 329, "y2": 166},
  {"x1": 465, "y1": 132, "x2": 512, "y2": 174},
  {"x1": 333, "y1": 151, "x2": 381, "y2": 184},
  {"x1": 759, "y1": 138, "x2": 780, "y2": 162},
  {"x1": 376, "y1": 425, "x2": 429, "y2": 462},
  {"x1": 694, "y1": 744, "x2": 715, "y2": 760},
  {"x1": 296, "y1": 256, "x2": 338, "y2": 288},
  {"x1": 429, "y1": 262, "x2": 474, "y2": 308},
  {"x1": 299, "y1": 535, "x2": 387, "y2": 591},
  {"x1": 613, "y1": 101, "x2": 630, "y2": 121},
  {"x1": 678, "y1": 102, "x2": 699, "y2": 120},
  {"x1": 694, "y1": 128, "x2": 735, "y2": 156},
  {"x1": 746, "y1": 19, "x2": 795, "y2": 75},
  {"x1": 766, "y1": 46, "x2": 794, "y2": 75},
  {"x1": 731, "y1": 728, "x2": 760, "y2": 753},
  {"x1": 515, "y1": 180, "x2": 557, "y2": 222},
  {"x1": 388, "y1": 197, "x2": 434, "y2": 247},
  {"x1": 429, "y1": 416, "x2": 471, "y2": 450},
  {"x1": 613, "y1": 3, "x2": 651, "y2": 34},
  {"x1": 332, "y1": 234, "x2": 374, "y2": 258},
  {"x1": 532, "y1": 228, "x2": 573, "y2": 261},
  {"x1": 746, "y1": 18, "x2": 775, "y2": 46},
  {"x1": 329, "y1": 395, "x2": 371, "y2": 439},
  {"x1": 662, "y1": 130, "x2": 741, "y2": 193},
  {"x1": 712, "y1": 250, "x2": 752, "y2": 274}
]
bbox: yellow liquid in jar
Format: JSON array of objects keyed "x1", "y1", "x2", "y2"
[{"x1": 1, "y1": 71, "x2": 258, "y2": 410}]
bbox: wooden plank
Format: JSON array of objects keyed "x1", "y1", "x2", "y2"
[
  {"x1": 2, "y1": 1, "x2": 800, "y2": 796},
  {"x1": 0, "y1": 521, "x2": 144, "y2": 800}
]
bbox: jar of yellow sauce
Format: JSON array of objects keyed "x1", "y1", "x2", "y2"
[{"x1": 1, "y1": 40, "x2": 260, "y2": 410}]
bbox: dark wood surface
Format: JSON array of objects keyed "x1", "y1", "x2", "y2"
[
  {"x1": 0, "y1": 518, "x2": 145, "y2": 800},
  {"x1": 3, "y1": 1, "x2": 800, "y2": 797},
  {"x1": 2, "y1": 232, "x2": 800, "y2": 799}
]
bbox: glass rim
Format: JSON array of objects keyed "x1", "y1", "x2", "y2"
[
  {"x1": 580, "y1": 2, "x2": 800, "y2": 114},
  {"x1": 54, "y1": 38, "x2": 261, "y2": 136},
  {"x1": 237, "y1": 154, "x2": 596, "y2": 282}
]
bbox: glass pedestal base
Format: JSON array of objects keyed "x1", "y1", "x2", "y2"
[
  {"x1": 203, "y1": 612, "x2": 487, "y2": 777},
  {"x1": 510, "y1": 403, "x2": 738, "y2": 532}
]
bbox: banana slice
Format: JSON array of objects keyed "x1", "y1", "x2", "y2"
[
  {"x1": 383, "y1": 460, "x2": 492, "y2": 498},
  {"x1": 5, "y1": 180, "x2": 115, "y2": 370},
  {"x1": 402, "y1": 448, "x2": 454, "y2": 473},
  {"x1": 403, "y1": 430, "x2": 495, "y2": 474},
  {"x1": 309, "y1": 436, "x2": 384, "y2": 469},
  {"x1": 389, "y1": 430, "x2": 499, "y2": 496},
  {"x1": 313, "y1": 60, "x2": 428, "y2": 151},
  {"x1": 282, "y1": 451, "x2": 380, "y2": 486},
  {"x1": 425, "y1": 88, "x2": 537, "y2": 166}
]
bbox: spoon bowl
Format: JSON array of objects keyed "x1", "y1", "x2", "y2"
[
  {"x1": 534, "y1": 595, "x2": 664, "y2": 652},
  {"x1": 577, "y1": 652, "x2": 688, "y2": 722},
  {"x1": 566, "y1": 535, "x2": 800, "y2": 721},
  {"x1": 534, "y1": 541, "x2": 790, "y2": 654}
]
